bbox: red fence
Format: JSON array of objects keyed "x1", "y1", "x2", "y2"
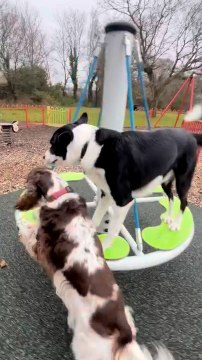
[
  {"x1": 0, "y1": 105, "x2": 46, "y2": 127},
  {"x1": 0, "y1": 105, "x2": 74, "y2": 127}
]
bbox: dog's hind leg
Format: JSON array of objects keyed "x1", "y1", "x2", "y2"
[
  {"x1": 102, "y1": 201, "x2": 134, "y2": 250},
  {"x1": 92, "y1": 192, "x2": 112, "y2": 229},
  {"x1": 161, "y1": 182, "x2": 174, "y2": 225},
  {"x1": 169, "y1": 162, "x2": 196, "y2": 231}
]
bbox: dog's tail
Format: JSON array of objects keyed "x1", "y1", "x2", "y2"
[
  {"x1": 184, "y1": 104, "x2": 202, "y2": 122},
  {"x1": 115, "y1": 307, "x2": 174, "y2": 360},
  {"x1": 115, "y1": 342, "x2": 174, "y2": 360}
]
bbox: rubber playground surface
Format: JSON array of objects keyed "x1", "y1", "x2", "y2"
[{"x1": 0, "y1": 179, "x2": 202, "y2": 360}]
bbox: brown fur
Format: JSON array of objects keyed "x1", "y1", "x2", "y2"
[
  {"x1": 35, "y1": 201, "x2": 133, "y2": 348},
  {"x1": 91, "y1": 297, "x2": 133, "y2": 345},
  {"x1": 16, "y1": 167, "x2": 134, "y2": 353},
  {"x1": 15, "y1": 167, "x2": 53, "y2": 211}
]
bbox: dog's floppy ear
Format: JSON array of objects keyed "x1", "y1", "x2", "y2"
[
  {"x1": 15, "y1": 168, "x2": 52, "y2": 211},
  {"x1": 58, "y1": 127, "x2": 74, "y2": 147},
  {"x1": 74, "y1": 112, "x2": 88, "y2": 126},
  {"x1": 15, "y1": 179, "x2": 40, "y2": 211}
]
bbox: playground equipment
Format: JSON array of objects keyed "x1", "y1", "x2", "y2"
[
  {"x1": 154, "y1": 72, "x2": 202, "y2": 133},
  {"x1": 72, "y1": 21, "x2": 194, "y2": 270},
  {"x1": 0, "y1": 121, "x2": 19, "y2": 145},
  {"x1": 15, "y1": 21, "x2": 195, "y2": 271}
]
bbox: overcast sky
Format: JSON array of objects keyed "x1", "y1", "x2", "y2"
[
  {"x1": 10, "y1": 0, "x2": 102, "y2": 84},
  {"x1": 11, "y1": 0, "x2": 98, "y2": 28}
]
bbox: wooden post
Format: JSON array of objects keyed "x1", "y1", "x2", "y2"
[
  {"x1": 47, "y1": 106, "x2": 50, "y2": 125},
  {"x1": 66, "y1": 108, "x2": 69, "y2": 123},
  {"x1": 42, "y1": 107, "x2": 45, "y2": 125},
  {"x1": 25, "y1": 108, "x2": 29, "y2": 128},
  {"x1": 68, "y1": 108, "x2": 72, "y2": 122}
]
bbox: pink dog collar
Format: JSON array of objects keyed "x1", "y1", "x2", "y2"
[{"x1": 48, "y1": 186, "x2": 72, "y2": 201}]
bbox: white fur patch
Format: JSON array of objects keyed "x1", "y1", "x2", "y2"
[
  {"x1": 80, "y1": 132, "x2": 102, "y2": 170},
  {"x1": 163, "y1": 170, "x2": 174, "y2": 184},
  {"x1": 115, "y1": 342, "x2": 175, "y2": 360},
  {"x1": 19, "y1": 226, "x2": 38, "y2": 259},
  {"x1": 65, "y1": 124, "x2": 97, "y2": 166},
  {"x1": 63, "y1": 215, "x2": 104, "y2": 274},
  {"x1": 132, "y1": 176, "x2": 163, "y2": 198},
  {"x1": 44, "y1": 150, "x2": 60, "y2": 165},
  {"x1": 53, "y1": 271, "x2": 121, "y2": 360},
  {"x1": 169, "y1": 211, "x2": 183, "y2": 231},
  {"x1": 87, "y1": 168, "x2": 111, "y2": 194},
  {"x1": 47, "y1": 193, "x2": 79, "y2": 209}
]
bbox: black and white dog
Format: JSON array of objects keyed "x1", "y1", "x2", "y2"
[{"x1": 44, "y1": 106, "x2": 202, "y2": 250}]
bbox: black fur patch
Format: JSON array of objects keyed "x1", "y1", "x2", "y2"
[
  {"x1": 94, "y1": 128, "x2": 198, "y2": 208},
  {"x1": 81, "y1": 142, "x2": 89, "y2": 159},
  {"x1": 49, "y1": 113, "x2": 88, "y2": 160}
]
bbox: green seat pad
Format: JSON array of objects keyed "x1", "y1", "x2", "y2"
[
  {"x1": 98, "y1": 234, "x2": 130, "y2": 260},
  {"x1": 142, "y1": 197, "x2": 194, "y2": 250},
  {"x1": 58, "y1": 172, "x2": 85, "y2": 182},
  {"x1": 17, "y1": 207, "x2": 39, "y2": 225},
  {"x1": 153, "y1": 185, "x2": 163, "y2": 193}
]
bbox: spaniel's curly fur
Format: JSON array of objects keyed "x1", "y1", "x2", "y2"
[{"x1": 15, "y1": 168, "x2": 174, "y2": 360}]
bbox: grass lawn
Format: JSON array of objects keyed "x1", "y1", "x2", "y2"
[{"x1": 0, "y1": 106, "x2": 184, "y2": 128}]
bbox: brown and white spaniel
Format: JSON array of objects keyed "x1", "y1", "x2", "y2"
[{"x1": 15, "y1": 168, "x2": 174, "y2": 360}]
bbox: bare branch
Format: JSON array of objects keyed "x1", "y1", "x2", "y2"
[
  {"x1": 53, "y1": 9, "x2": 85, "y2": 98},
  {"x1": 101, "y1": 0, "x2": 202, "y2": 109}
]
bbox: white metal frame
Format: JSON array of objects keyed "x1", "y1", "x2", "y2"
[{"x1": 85, "y1": 176, "x2": 194, "y2": 271}]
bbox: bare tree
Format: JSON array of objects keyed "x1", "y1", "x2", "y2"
[
  {"x1": 54, "y1": 10, "x2": 85, "y2": 99},
  {"x1": 87, "y1": 8, "x2": 102, "y2": 104},
  {"x1": 0, "y1": 1, "x2": 49, "y2": 99},
  {"x1": 21, "y1": 5, "x2": 49, "y2": 68},
  {"x1": 101, "y1": 0, "x2": 202, "y2": 113},
  {"x1": 0, "y1": 2, "x2": 24, "y2": 99},
  {"x1": 67, "y1": 10, "x2": 85, "y2": 100},
  {"x1": 53, "y1": 14, "x2": 70, "y2": 94}
]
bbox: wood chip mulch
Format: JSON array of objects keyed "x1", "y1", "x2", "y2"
[{"x1": 0, "y1": 125, "x2": 201, "y2": 207}]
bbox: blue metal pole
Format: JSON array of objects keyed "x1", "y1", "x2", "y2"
[
  {"x1": 126, "y1": 54, "x2": 142, "y2": 250},
  {"x1": 72, "y1": 56, "x2": 98, "y2": 123},
  {"x1": 126, "y1": 55, "x2": 135, "y2": 130}
]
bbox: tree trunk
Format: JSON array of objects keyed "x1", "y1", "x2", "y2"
[
  {"x1": 95, "y1": 81, "x2": 99, "y2": 107},
  {"x1": 62, "y1": 75, "x2": 68, "y2": 96},
  {"x1": 7, "y1": 78, "x2": 17, "y2": 101},
  {"x1": 73, "y1": 81, "x2": 78, "y2": 100},
  {"x1": 88, "y1": 72, "x2": 97, "y2": 104},
  {"x1": 151, "y1": 97, "x2": 159, "y2": 117},
  {"x1": 144, "y1": 65, "x2": 159, "y2": 117}
]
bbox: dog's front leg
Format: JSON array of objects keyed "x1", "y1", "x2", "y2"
[
  {"x1": 92, "y1": 192, "x2": 112, "y2": 228},
  {"x1": 102, "y1": 200, "x2": 133, "y2": 250}
]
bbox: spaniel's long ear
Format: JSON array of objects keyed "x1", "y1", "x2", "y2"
[{"x1": 15, "y1": 179, "x2": 40, "y2": 211}]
